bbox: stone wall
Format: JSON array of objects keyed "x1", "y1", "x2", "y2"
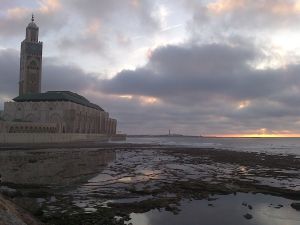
[
  {"x1": 0, "y1": 133, "x2": 109, "y2": 144},
  {"x1": 0, "y1": 121, "x2": 58, "y2": 133},
  {"x1": 2, "y1": 101, "x2": 117, "y2": 134}
]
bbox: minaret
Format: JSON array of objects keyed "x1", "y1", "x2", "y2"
[{"x1": 19, "y1": 14, "x2": 43, "y2": 96}]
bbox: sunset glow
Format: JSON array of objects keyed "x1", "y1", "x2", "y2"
[
  {"x1": 139, "y1": 96, "x2": 159, "y2": 105},
  {"x1": 214, "y1": 133, "x2": 300, "y2": 138},
  {"x1": 237, "y1": 100, "x2": 250, "y2": 109}
]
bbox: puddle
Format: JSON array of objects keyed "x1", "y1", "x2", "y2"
[{"x1": 128, "y1": 193, "x2": 300, "y2": 225}]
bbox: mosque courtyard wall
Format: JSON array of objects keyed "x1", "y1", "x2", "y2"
[
  {"x1": 2, "y1": 101, "x2": 117, "y2": 135},
  {"x1": 0, "y1": 132, "x2": 110, "y2": 144}
]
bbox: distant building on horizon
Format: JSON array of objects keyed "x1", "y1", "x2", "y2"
[{"x1": 0, "y1": 16, "x2": 117, "y2": 135}]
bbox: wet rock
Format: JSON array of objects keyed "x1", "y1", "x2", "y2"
[
  {"x1": 165, "y1": 205, "x2": 180, "y2": 215},
  {"x1": 0, "y1": 194, "x2": 42, "y2": 225},
  {"x1": 291, "y1": 203, "x2": 300, "y2": 211},
  {"x1": 108, "y1": 197, "x2": 180, "y2": 214},
  {"x1": 42, "y1": 207, "x2": 129, "y2": 225},
  {"x1": 274, "y1": 204, "x2": 283, "y2": 209},
  {"x1": 243, "y1": 213, "x2": 253, "y2": 220},
  {"x1": 13, "y1": 197, "x2": 41, "y2": 215},
  {"x1": 0, "y1": 186, "x2": 19, "y2": 198}
]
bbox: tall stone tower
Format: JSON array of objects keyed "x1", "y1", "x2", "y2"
[{"x1": 19, "y1": 15, "x2": 43, "y2": 96}]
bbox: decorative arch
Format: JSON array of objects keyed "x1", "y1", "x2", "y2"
[
  {"x1": 25, "y1": 113, "x2": 36, "y2": 122},
  {"x1": 49, "y1": 113, "x2": 62, "y2": 123},
  {"x1": 28, "y1": 60, "x2": 38, "y2": 70},
  {"x1": 15, "y1": 104, "x2": 25, "y2": 120}
]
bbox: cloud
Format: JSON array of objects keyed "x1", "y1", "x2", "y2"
[
  {"x1": 64, "y1": 0, "x2": 158, "y2": 30},
  {"x1": 206, "y1": 0, "x2": 300, "y2": 16},
  {"x1": 99, "y1": 43, "x2": 272, "y2": 101},
  {"x1": 56, "y1": 0, "x2": 160, "y2": 55},
  {"x1": 186, "y1": 0, "x2": 300, "y2": 33},
  {"x1": 0, "y1": 49, "x2": 19, "y2": 97},
  {"x1": 0, "y1": 0, "x2": 65, "y2": 39},
  {"x1": 97, "y1": 41, "x2": 300, "y2": 134},
  {"x1": 58, "y1": 34, "x2": 106, "y2": 55}
]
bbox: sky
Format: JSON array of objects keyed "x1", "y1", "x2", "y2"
[{"x1": 1, "y1": 0, "x2": 300, "y2": 136}]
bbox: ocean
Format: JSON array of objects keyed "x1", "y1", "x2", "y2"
[{"x1": 126, "y1": 136, "x2": 300, "y2": 155}]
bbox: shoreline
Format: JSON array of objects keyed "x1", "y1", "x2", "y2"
[{"x1": 1, "y1": 143, "x2": 300, "y2": 225}]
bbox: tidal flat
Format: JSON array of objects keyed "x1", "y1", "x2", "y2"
[{"x1": 0, "y1": 143, "x2": 300, "y2": 225}]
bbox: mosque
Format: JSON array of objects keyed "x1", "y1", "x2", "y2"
[{"x1": 0, "y1": 16, "x2": 117, "y2": 136}]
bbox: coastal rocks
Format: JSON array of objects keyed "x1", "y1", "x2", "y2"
[
  {"x1": 0, "y1": 186, "x2": 19, "y2": 198},
  {"x1": 41, "y1": 207, "x2": 130, "y2": 225},
  {"x1": 291, "y1": 203, "x2": 300, "y2": 211},
  {"x1": 0, "y1": 194, "x2": 42, "y2": 225},
  {"x1": 243, "y1": 213, "x2": 253, "y2": 220},
  {"x1": 274, "y1": 204, "x2": 283, "y2": 209}
]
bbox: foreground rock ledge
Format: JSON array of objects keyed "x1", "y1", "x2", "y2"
[{"x1": 0, "y1": 194, "x2": 42, "y2": 225}]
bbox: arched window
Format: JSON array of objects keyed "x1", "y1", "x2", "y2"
[{"x1": 28, "y1": 60, "x2": 38, "y2": 70}]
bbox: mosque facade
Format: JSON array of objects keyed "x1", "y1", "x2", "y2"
[{"x1": 1, "y1": 16, "x2": 117, "y2": 135}]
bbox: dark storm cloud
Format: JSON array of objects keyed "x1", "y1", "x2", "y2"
[
  {"x1": 42, "y1": 61, "x2": 98, "y2": 92},
  {"x1": 99, "y1": 43, "x2": 288, "y2": 101}
]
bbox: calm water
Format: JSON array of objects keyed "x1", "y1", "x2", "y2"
[
  {"x1": 126, "y1": 137, "x2": 300, "y2": 155},
  {"x1": 128, "y1": 193, "x2": 300, "y2": 225},
  {"x1": 0, "y1": 148, "x2": 115, "y2": 186}
]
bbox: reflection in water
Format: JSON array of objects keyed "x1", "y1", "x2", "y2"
[
  {"x1": 129, "y1": 193, "x2": 300, "y2": 225},
  {"x1": 0, "y1": 148, "x2": 115, "y2": 186}
]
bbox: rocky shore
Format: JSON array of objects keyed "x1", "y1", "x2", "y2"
[
  {"x1": 1, "y1": 143, "x2": 300, "y2": 225},
  {"x1": 0, "y1": 194, "x2": 42, "y2": 225}
]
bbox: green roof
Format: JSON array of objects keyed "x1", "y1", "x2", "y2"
[{"x1": 13, "y1": 91, "x2": 104, "y2": 111}]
